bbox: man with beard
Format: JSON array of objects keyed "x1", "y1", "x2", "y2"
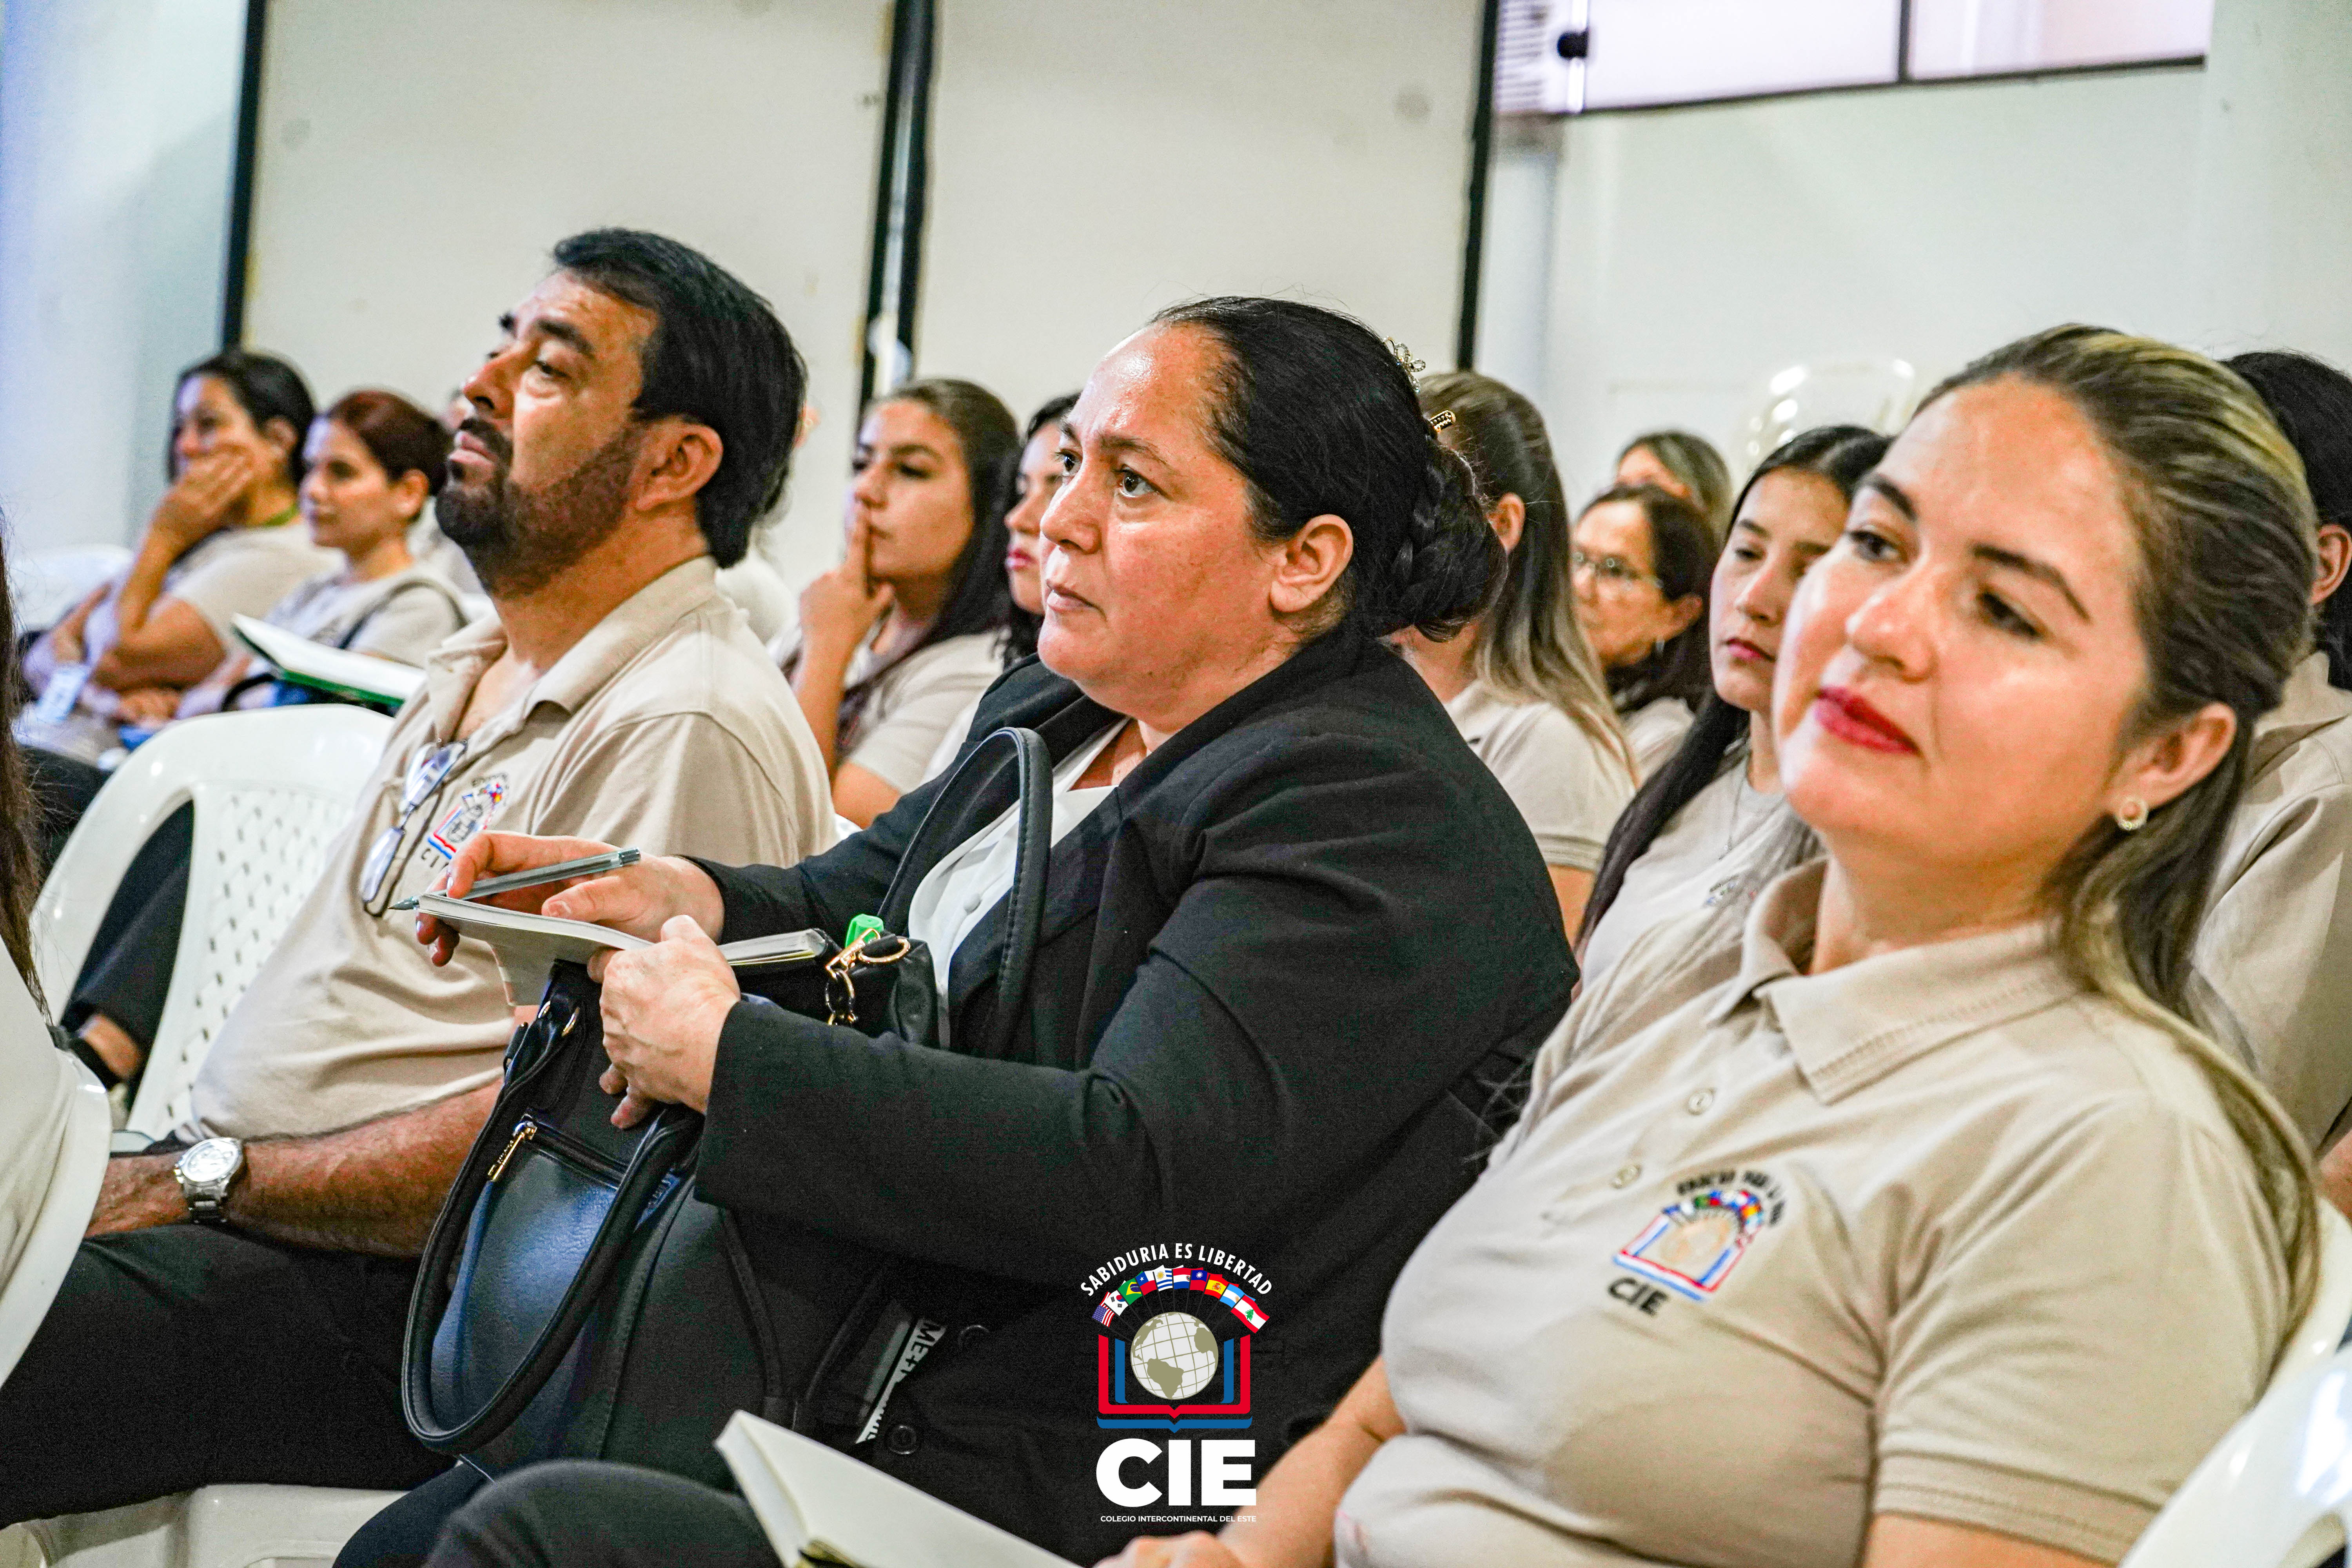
[{"x1": 0, "y1": 230, "x2": 835, "y2": 1523}]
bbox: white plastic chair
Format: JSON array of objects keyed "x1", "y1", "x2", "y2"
[
  {"x1": 32, "y1": 707, "x2": 390, "y2": 1140},
  {"x1": 20, "y1": 1485, "x2": 403, "y2": 1568},
  {"x1": 2285, "y1": 1205, "x2": 2352, "y2": 1380},
  {"x1": 0, "y1": 967, "x2": 110, "y2": 1387},
  {"x1": 2119, "y1": 1205, "x2": 2352, "y2": 1567},
  {"x1": 7, "y1": 545, "x2": 131, "y2": 635}
]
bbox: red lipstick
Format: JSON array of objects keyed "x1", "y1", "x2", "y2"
[{"x1": 1812, "y1": 685, "x2": 1917, "y2": 754}]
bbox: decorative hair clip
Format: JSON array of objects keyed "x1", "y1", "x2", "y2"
[
  {"x1": 1385, "y1": 339, "x2": 1427, "y2": 385},
  {"x1": 1428, "y1": 410, "x2": 1457, "y2": 432}
]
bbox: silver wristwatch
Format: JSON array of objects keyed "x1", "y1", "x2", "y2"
[{"x1": 174, "y1": 1137, "x2": 245, "y2": 1226}]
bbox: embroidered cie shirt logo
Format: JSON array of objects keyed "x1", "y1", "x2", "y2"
[
  {"x1": 1613, "y1": 1168, "x2": 1786, "y2": 1303},
  {"x1": 420, "y1": 775, "x2": 508, "y2": 869}
]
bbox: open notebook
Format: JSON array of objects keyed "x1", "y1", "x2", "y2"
[
  {"x1": 233, "y1": 614, "x2": 426, "y2": 708},
  {"x1": 414, "y1": 893, "x2": 829, "y2": 1001},
  {"x1": 718, "y1": 1412, "x2": 1079, "y2": 1568}
]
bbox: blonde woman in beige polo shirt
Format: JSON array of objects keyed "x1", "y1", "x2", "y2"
[{"x1": 1105, "y1": 327, "x2": 2322, "y2": 1568}]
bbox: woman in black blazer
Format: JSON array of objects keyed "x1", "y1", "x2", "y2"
[{"x1": 405, "y1": 299, "x2": 1573, "y2": 1568}]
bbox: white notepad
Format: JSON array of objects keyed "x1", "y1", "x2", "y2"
[
  {"x1": 233, "y1": 614, "x2": 426, "y2": 707},
  {"x1": 717, "y1": 1412, "x2": 1079, "y2": 1568},
  {"x1": 415, "y1": 893, "x2": 828, "y2": 1001}
]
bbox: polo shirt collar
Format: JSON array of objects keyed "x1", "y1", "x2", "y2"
[
  {"x1": 2251, "y1": 651, "x2": 2352, "y2": 778},
  {"x1": 1705, "y1": 861, "x2": 2083, "y2": 1103},
  {"x1": 417, "y1": 556, "x2": 721, "y2": 744}
]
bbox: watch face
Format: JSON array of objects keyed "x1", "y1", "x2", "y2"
[{"x1": 180, "y1": 1139, "x2": 240, "y2": 1185}]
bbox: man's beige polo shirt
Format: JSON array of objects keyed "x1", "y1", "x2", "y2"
[
  {"x1": 190, "y1": 557, "x2": 834, "y2": 1140},
  {"x1": 2197, "y1": 649, "x2": 2352, "y2": 1150},
  {"x1": 1340, "y1": 862, "x2": 2286, "y2": 1568}
]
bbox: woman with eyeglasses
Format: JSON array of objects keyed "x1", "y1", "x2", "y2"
[
  {"x1": 1570, "y1": 485, "x2": 1715, "y2": 777},
  {"x1": 1577, "y1": 426, "x2": 1888, "y2": 987}
]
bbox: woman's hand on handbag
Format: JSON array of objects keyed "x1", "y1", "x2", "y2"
[
  {"x1": 592, "y1": 914, "x2": 740, "y2": 1125},
  {"x1": 419, "y1": 832, "x2": 728, "y2": 965}
]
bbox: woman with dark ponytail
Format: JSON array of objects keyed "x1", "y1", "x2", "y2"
[
  {"x1": 1578, "y1": 426, "x2": 1886, "y2": 983},
  {"x1": 784, "y1": 377, "x2": 1022, "y2": 826},
  {"x1": 401, "y1": 298, "x2": 1566, "y2": 1566},
  {"x1": 1402, "y1": 372, "x2": 1633, "y2": 935}
]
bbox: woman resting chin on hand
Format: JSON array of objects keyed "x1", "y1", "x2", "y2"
[{"x1": 1105, "y1": 327, "x2": 2323, "y2": 1568}]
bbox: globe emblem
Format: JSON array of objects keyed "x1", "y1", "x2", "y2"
[{"x1": 1129, "y1": 1311, "x2": 1220, "y2": 1401}]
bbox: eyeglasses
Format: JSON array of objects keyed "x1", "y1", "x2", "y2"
[
  {"x1": 358, "y1": 739, "x2": 468, "y2": 914},
  {"x1": 1571, "y1": 548, "x2": 1659, "y2": 590}
]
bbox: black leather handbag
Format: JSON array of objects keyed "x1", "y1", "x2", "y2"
[{"x1": 400, "y1": 726, "x2": 1055, "y2": 1481}]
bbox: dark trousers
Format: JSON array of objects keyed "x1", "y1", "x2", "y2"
[
  {"x1": 38, "y1": 775, "x2": 193, "y2": 1058},
  {"x1": 0, "y1": 1222, "x2": 448, "y2": 1526},
  {"x1": 405, "y1": 1463, "x2": 779, "y2": 1568}
]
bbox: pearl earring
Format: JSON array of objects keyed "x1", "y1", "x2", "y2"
[{"x1": 2114, "y1": 797, "x2": 2149, "y2": 832}]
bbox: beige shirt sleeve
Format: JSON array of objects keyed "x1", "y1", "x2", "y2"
[
  {"x1": 344, "y1": 582, "x2": 466, "y2": 666},
  {"x1": 1875, "y1": 1094, "x2": 2285, "y2": 1561},
  {"x1": 842, "y1": 637, "x2": 1003, "y2": 794},
  {"x1": 2196, "y1": 779, "x2": 2352, "y2": 1149},
  {"x1": 1475, "y1": 705, "x2": 1633, "y2": 871},
  {"x1": 530, "y1": 710, "x2": 826, "y2": 874},
  {"x1": 167, "y1": 533, "x2": 334, "y2": 650}
]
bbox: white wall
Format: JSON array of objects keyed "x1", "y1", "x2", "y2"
[
  {"x1": 915, "y1": 0, "x2": 1485, "y2": 426},
  {"x1": 0, "y1": 0, "x2": 245, "y2": 555},
  {"x1": 1502, "y1": 0, "x2": 2352, "y2": 500},
  {"x1": 240, "y1": 0, "x2": 891, "y2": 585}
]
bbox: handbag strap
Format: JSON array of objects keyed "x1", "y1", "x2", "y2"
[
  {"x1": 877, "y1": 725, "x2": 1054, "y2": 1058},
  {"x1": 400, "y1": 987, "x2": 702, "y2": 1454}
]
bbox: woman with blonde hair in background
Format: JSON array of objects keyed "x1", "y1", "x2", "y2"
[
  {"x1": 784, "y1": 377, "x2": 1021, "y2": 826},
  {"x1": 1107, "y1": 325, "x2": 2321, "y2": 1568},
  {"x1": 1616, "y1": 426, "x2": 1732, "y2": 539},
  {"x1": 1578, "y1": 424, "x2": 1888, "y2": 986},
  {"x1": 1401, "y1": 371, "x2": 1632, "y2": 935}
]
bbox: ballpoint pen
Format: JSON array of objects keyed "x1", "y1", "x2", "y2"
[{"x1": 390, "y1": 847, "x2": 642, "y2": 912}]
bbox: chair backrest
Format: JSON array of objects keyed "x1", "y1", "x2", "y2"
[
  {"x1": 2119, "y1": 1204, "x2": 2352, "y2": 1568},
  {"x1": 32, "y1": 707, "x2": 392, "y2": 1138},
  {"x1": 8, "y1": 544, "x2": 131, "y2": 633},
  {"x1": 0, "y1": 964, "x2": 111, "y2": 1385},
  {"x1": 2286, "y1": 1205, "x2": 2352, "y2": 1378}
]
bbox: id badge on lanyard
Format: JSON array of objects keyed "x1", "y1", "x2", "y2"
[{"x1": 31, "y1": 662, "x2": 91, "y2": 728}]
